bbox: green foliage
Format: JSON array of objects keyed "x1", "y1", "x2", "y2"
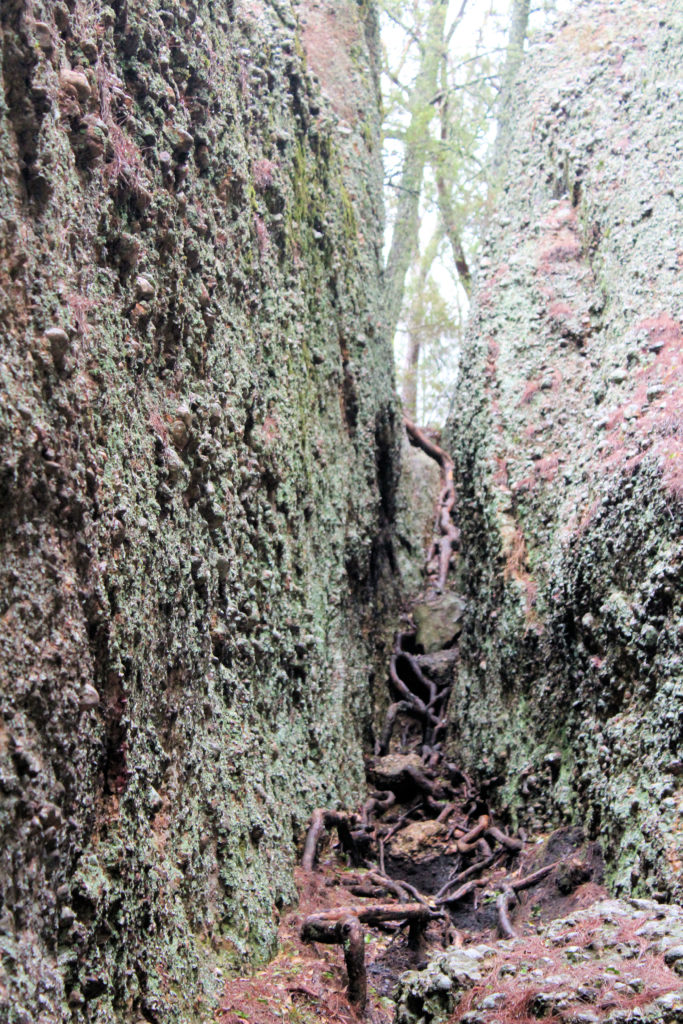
[{"x1": 381, "y1": 0, "x2": 559, "y2": 425}]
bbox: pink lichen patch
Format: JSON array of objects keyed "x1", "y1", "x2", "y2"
[
  {"x1": 519, "y1": 377, "x2": 542, "y2": 405},
  {"x1": 535, "y1": 453, "x2": 560, "y2": 482},
  {"x1": 547, "y1": 300, "x2": 575, "y2": 320},
  {"x1": 148, "y1": 409, "x2": 169, "y2": 445},
  {"x1": 260, "y1": 414, "x2": 279, "y2": 445},
  {"x1": 503, "y1": 524, "x2": 528, "y2": 581},
  {"x1": 254, "y1": 214, "x2": 270, "y2": 257},
  {"x1": 612, "y1": 133, "x2": 631, "y2": 153},
  {"x1": 489, "y1": 262, "x2": 511, "y2": 285},
  {"x1": 605, "y1": 407, "x2": 624, "y2": 431},
  {"x1": 486, "y1": 338, "x2": 500, "y2": 379},
  {"x1": 253, "y1": 158, "x2": 276, "y2": 191},
  {"x1": 637, "y1": 313, "x2": 682, "y2": 351},
  {"x1": 511, "y1": 474, "x2": 535, "y2": 494},
  {"x1": 509, "y1": 452, "x2": 560, "y2": 494},
  {"x1": 576, "y1": 497, "x2": 601, "y2": 535},
  {"x1": 540, "y1": 236, "x2": 582, "y2": 266},
  {"x1": 599, "y1": 315, "x2": 683, "y2": 498},
  {"x1": 477, "y1": 264, "x2": 511, "y2": 309},
  {"x1": 501, "y1": 523, "x2": 540, "y2": 626},
  {"x1": 536, "y1": 201, "x2": 584, "y2": 278},
  {"x1": 492, "y1": 457, "x2": 509, "y2": 488},
  {"x1": 67, "y1": 291, "x2": 96, "y2": 338},
  {"x1": 300, "y1": 3, "x2": 359, "y2": 123},
  {"x1": 539, "y1": 200, "x2": 577, "y2": 232}
]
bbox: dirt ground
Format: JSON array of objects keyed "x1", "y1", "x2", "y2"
[{"x1": 217, "y1": 823, "x2": 611, "y2": 1024}]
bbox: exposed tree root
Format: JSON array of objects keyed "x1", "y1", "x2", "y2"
[
  {"x1": 454, "y1": 814, "x2": 490, "y2": 853},
  {"x1": 496, "y1": 886, "x2": 517, "y2": 939},
  {"x1": 302, "y1": 809, "x2": 360, "y2": 872},
  {"x1": 508, "y1": 861, "x2": 559, "y2": 892},
  {"x1": 301, "y1": 903, "x2": 439, "y2": 1008},
  {"x1": 404, "y1": 416, "x2": 460, "y2": 592},
  {"x1": 344, "y1": 869, "x2": 430, "y2": 907},
  {"x1": 301, "y1": 912, "x2": 367, "y2": 1009},
  {"x1": 487, "y1": 826, "x2": 524, "y2": 852},
  {"x1": 439, "y1": 851, "x2": 505, "y2": 894},
  {"x1": 436, "y1": 879, "x2": 480, "y2": 907},
  {"x1": 361, "y1": 790, "x2": 396, "y2": 826},
  {"x1": 295, "y1": 420, "x2": 588, "y2": 1016}
]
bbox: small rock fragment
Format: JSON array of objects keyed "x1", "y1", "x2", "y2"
[
  {"x1": 170, "y1": 127, "x2": 193, "y2": 153},
  {"x1": 59, "y1": 68, "x2": 91, "y2": 102},
  {"x1": 135, "y1": 275, "x2": 155, "y2": 299},
  {"x1": 79, "y1": 684, "x2": 100, "y2": 709},
  {"x1": 45, "y1": 327, "x2": 70, "y2": 370},
  {"x1": 34, "y1": 21, "x2": 54, "y2": 53},
  {"x1": 216, "y1": 556, "x2": 231, "y2": 580}
]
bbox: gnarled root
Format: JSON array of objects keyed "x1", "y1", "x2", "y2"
[
  {"x1": 302, "y1": 809, "x2": 359, "y2": 871},
  {"x1": 403, "y1": 416, "x2": 459, "y2": 592},
  {"x1": 301, "y1": 902, "x2": 437, "y2": 1009},
  {"x1": 497, "y1": 886, "x2": 517, "y2": 939},
  {"x1": 301, "y1": 912, "x2": 367, "y2": 1009}
]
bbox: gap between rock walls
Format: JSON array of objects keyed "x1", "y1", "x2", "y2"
[{"x1": 219, "y1": 420, "x2": 682, "y2": 1024}]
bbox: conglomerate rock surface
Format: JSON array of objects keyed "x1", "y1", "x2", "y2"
[
  {"x1": 0, "y1": 1, "x2": 400, "y2": 1019},
  {"x1": 445, "y1": 0, "x2": 683, "y2": 904},
  {"x1": 394, "y1": 898, "x2": 683, "y2": 1024}
]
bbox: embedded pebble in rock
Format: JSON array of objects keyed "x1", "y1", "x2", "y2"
[
  {"x1": 369, "y1": 754, "x2": 425, "y2": 790},
  {"x1": 413, "y1": 591, "x2": 466, "y2": 653},
  {"x1": 387, "y1": 819, "x2": 448, "y2": 861},
  {"x1": 33, "y1": 21, "x2": 54, "y2": 53},
  {"x1": 134, "y1": 275, "x2": 155, "y2": 299},
  {"x1": 169, "y1": 127, "x2": 193, "y2": 153},
  {"x1": 44, "y1": 327, "x2": 70, "y2": 369},
  {"x1": 78, "y1": 684, "x2": 100, "y2": 710},
  {"x1": 58, "y1": 68, "x2": 91, "y2": 102},
  {"x1": 395, "y1": 947, "x2": 495, "y2": 1024}
]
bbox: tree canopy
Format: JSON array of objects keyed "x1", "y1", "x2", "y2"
[{"x1": 381, "y1": 0, "x2": 558, "y2": 422}]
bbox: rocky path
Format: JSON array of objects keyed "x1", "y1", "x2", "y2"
[{"x1": 218, "y1": 425, "x2": 683, "y2": 1024}]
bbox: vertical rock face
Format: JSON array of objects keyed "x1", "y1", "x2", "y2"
[
  {"x1": 446, "y1": 1, "x2": 682, "y2": 903},
  {"x1": 0, "y1": 0, "x2": 398, "y2": 1019}
]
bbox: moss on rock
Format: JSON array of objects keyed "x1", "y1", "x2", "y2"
[
  {"x1": 445, "y1": 0, "x2": 683, "y2": 905},
  {"x1": 0, "y1": 1, "x2": 400, "y2": 1019}
]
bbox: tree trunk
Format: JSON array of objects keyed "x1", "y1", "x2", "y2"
[
  {"x1": 384, "y1": 0, "x2": 449, "y2": 345},
  {"x1": 400, "y1": 229, "x2": 441, "y2": 419}
]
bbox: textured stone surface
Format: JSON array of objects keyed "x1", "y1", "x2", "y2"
[
  {"x1": 387, "y1": 819, "x2": 448, "y2": 861},
  {"x1": 394, "y1": 899, "x2": 683, "y2": 1024},
  {"x1": 413, "y1": 591, "x2": 465, "y2": 653},
  {"x1": 445, "y1": 0, "x2": 683, "y2": 902},
  {"x1": 394, "y1": 439, "x2": 442, "y2": 599},
  {"x1": 0, "y1": 1, "x2": 399, "y2": 1020},
  {"x1": 395, "y1": 946, "x2": 495, "y2": 1024}
]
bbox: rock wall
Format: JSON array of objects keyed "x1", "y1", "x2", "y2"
[
  {"x1": 0, "y1": 1, "x2": 400, "y2": 1019},
  {"x1": 446, "y1": 0, "x2": 683, "y2": 903}
]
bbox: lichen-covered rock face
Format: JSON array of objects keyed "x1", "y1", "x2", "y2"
[
  {"x1": 394, "y1": 899, "x2": 683, "y2": 1024},
  {"x1": 0, "y1": 0, "x2": 399, "y2": 1019},
  {"x1": 445, "y1": 1, "x2": 683, "y2": 902}
]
